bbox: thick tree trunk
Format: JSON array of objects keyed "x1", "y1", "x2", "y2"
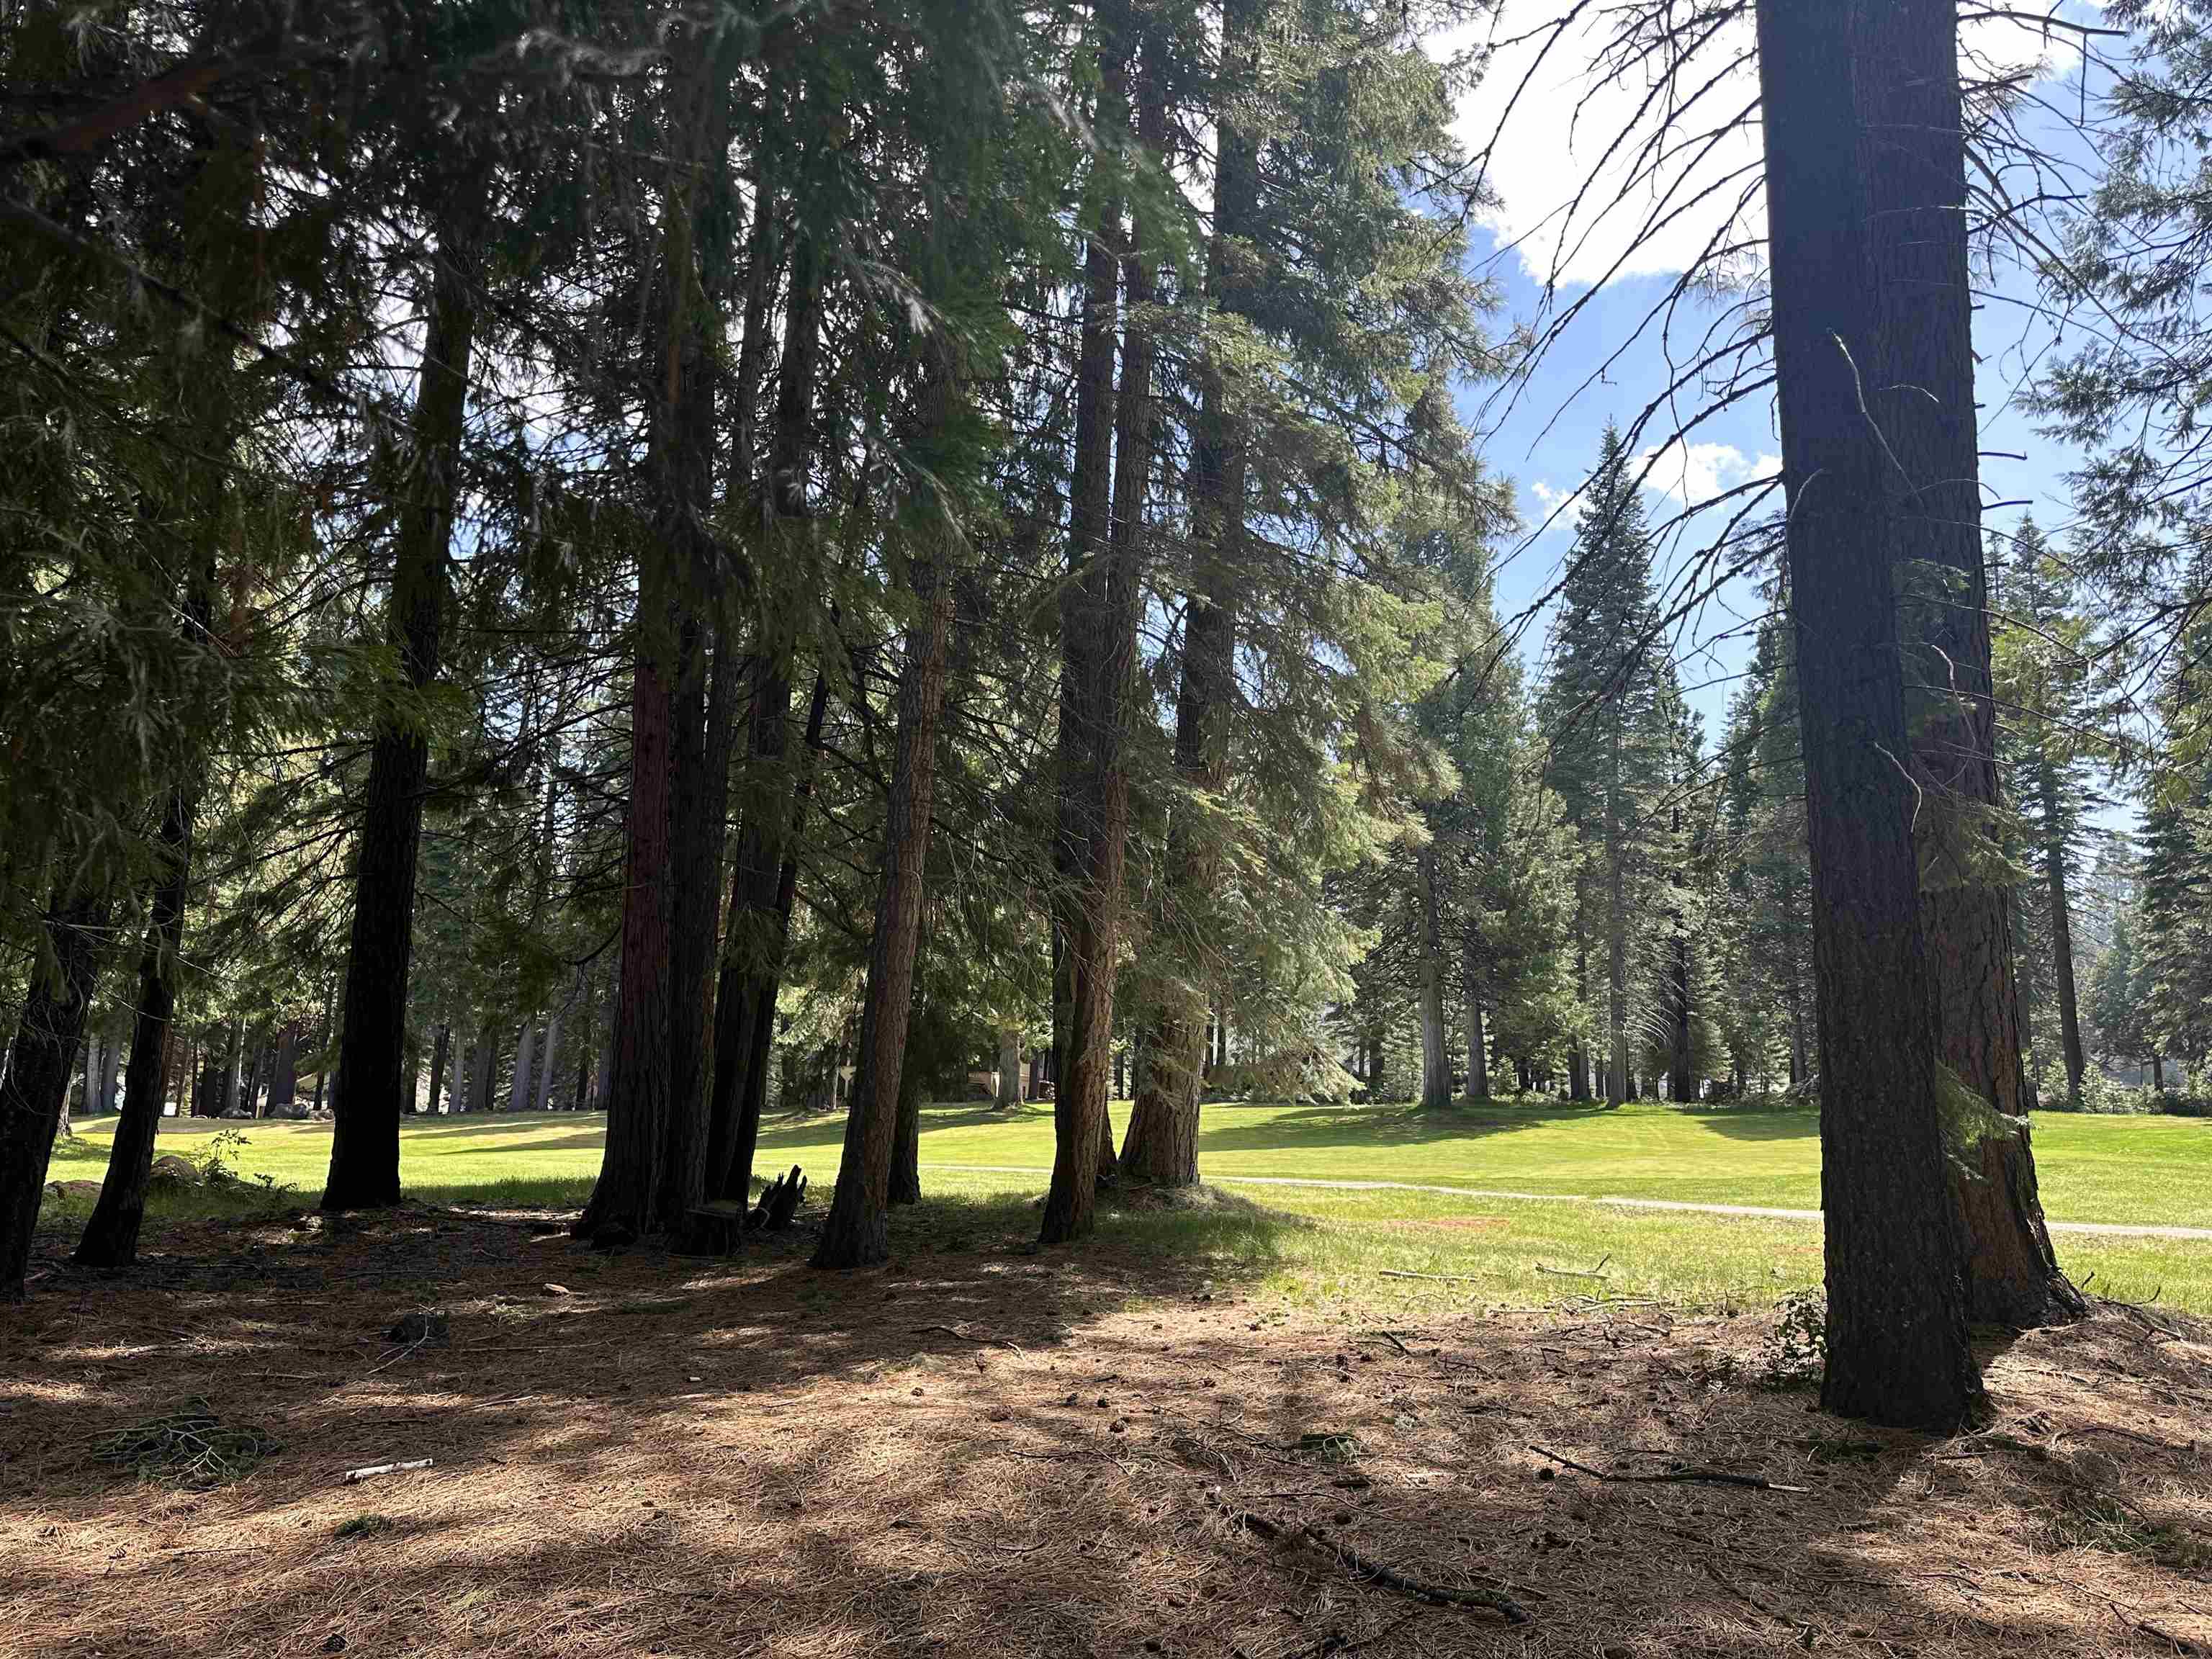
[
  {"x1": 576, "y1": 565, "x2": 677, "y2": 1234},
  {"x1": 1668, "y1": 930, "x2": 1693, "y2": 1102},
  {"x1": 1417, "y1": 844, "x2": 1452, "y2": 1111},
  {"x1": 1040, "y1": 32, "x2": 1136, "y2": 1246},
  {"x1": 585, "y1": 80, "x2": 751, "y2": 1238},
  {"x1": 706, "y1": 220, "x2": 827, "y2": 1205},
  {"x1": 323, "y1": 220, "x2": 477, "y2": 1210},
  {"x1": 1123, "y1": 14, "x2": 1236, "y2": 1189},
  {"x1": 1853, "y1": 0, "x2": 2080, "y2": 1329},
  {"x1": 96, "y1": 1028, "x2": 122, "y2": 1120},
  {"x1": 815, "y1": 541, "x2": 957, "y2": 1267},
  {"x1": 1757, "y1": 0, "x2": 1981, "y2": 1428},
  {"x1": 424, "y1": 1023, "x2": 448, "y2": 1116},
  {"x1": 710, "y1": 666, "x2": 830, "y2": 1202},
  {"x1": 657, "y1": 359, "x2": 736, "y2": 1222},
  {"x1": 472, "y1": 1023, "x2": 497, "y2": 1112},
  {"x1": 222, "y1": 1020, "x2": 243, "y2": 1117},
  {"x1": 998, "y1": 1031, "x2": 1023, "y2": 1109},
  {"x1": 534, "y1": 1012, "x2": 561, "y2": 1114},
  {"x1": 1569, "y1": 871, "x2": 1592, "y2": 1101},
  {"x1": 508, "y1": 1025, "x2": 534, "y2": 1115},
  {"x1": 1, "y1": 891, "x2": 110, "y2": 1298},
  {"x1": 1463, "y1": 998, "x2": 1489, "y2": 1105},
  {"x1": 76, "y1": 780, "x2": 196, "y2": 1269}
]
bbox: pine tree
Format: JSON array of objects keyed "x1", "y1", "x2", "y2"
[{"x1": 1537, "y1": 425, "x2": 1671, "y2": 1107}]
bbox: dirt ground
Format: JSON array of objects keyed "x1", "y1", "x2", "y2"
[{"x1": 4, "y1": 1198, "x2": 2210, "y2": 1659}]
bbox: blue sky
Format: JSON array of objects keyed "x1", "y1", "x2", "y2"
[{"x1": 1446, "y1": 1, "x2": 2111, "y2": 748}]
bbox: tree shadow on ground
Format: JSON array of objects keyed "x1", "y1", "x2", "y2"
[
  {"x1": 1190, "y1": 1099, "x2": 1624, "y2": 1159},
  {"x1": 5, "y1": 1196, "x2": 2208, "y2": 1659}
]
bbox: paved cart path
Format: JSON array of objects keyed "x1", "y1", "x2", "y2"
[{"x1": 921, "y1": 1164, "x2": 2212, "y2": 1241}]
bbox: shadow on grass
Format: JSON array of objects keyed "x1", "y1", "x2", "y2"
[
  {"x1": 1190, "y1": 1098, "x2": 1622, "y2": 1157},
  {"x1": 9, "y1": 1174, "x2": 2195, "y2": 1659}
]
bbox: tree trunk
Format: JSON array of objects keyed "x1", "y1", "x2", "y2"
[
  {"x1": 710, "y1": 666, "x2": 830, "y2": 1202},
  {"x1": 323, "y1": 214, "x2": 477, "y2": 1210},
  {"x1": 470, "y1": 1023, "x2": 497, "y2": 1113},
  {"x1": 2038, "y1": 757, "x2": 2085, "y2": 1108},
  {"x1": 815, "y1": 466, "x2": 958, "y2": 1267},
  {"x1": 706, "y1": 212, "x2": 827, "y2": 1205},
  {"x1": 576, "y1": 599, "x2": 675, "y2": 1233},
  {"x1": 1417, "y1": 844, "x2": 1452, "y2": 1112},
  {"x1": 1606, "y1": 727, "x2": 1629, "y2": 1106},
  {"x1": 507, "y1": 1025, "x2": 534, "y2": 1115},
  {"x1": 75, "y1": 779, "x2": 196, "y2": 1269},
  {"x1": 97, "y1": 1025, "x2": 123, "y2": 1119},
  {"x1": 1123, "y1": 13, "x2": 1236, "y2": 1189},
  {"x1": 998, "y1": 1030, "x2": 1023, "y2": 1109},
  {"x1": 1, "y1": 890, "x2": 110, "y2": 1298},
  {"x1": 1853, "y1": 0, "x2": 2080, "y2": 1329},
  {"x1": 221, "y1": 1019, "x2": 243, "y2": 1117},
  {"x1": 534, "y1": 1012, "x2": 562, "y2": 1114},
  {"x1": 1569, "y1": 868, "x2": 1592, "y2": 1101},
  {"x1": 1040, "y1": 30, "x2": 1136, "y2": 1246},
  {"x1": 1668, "y1": 928, "x2": 1694, "y2": 1102},
  {"x1": 1463, "y1": 997, "x2": 1489, "y2": 1105},
  {"x1": 1756, "y1": 0, "x2": 1981, "y2": 1428},
  {"x1": 424, "y1": 1023, "x2": 448, "y2": 1117}
]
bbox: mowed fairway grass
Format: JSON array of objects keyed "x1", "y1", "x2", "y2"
[{"x1": 44, "y1": 1098, "x2": 2212, "y2": 1317}]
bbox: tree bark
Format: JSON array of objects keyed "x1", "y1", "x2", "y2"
[
  {"x1": 576, "y1": 548, "x2": 677, "y2": 1233},
  {"x1": 706, "y1": 219, "x2": 827, "y2": 1205},
  {"x1": 423, "y1": 1023, "x2": 448, "y2": 1116},
  {"x1": 1852, "y1": 0, "x2": 2080, "y2": 1329},
  {"x1": 507, "y1": 1025, "x2": 534, "y2": 1115},
  {"x1": 97, "y1": 1026, "x2": 122, "y2": 1119},
  {"x1": 534, "y1": 1012, "x2": 561, "y2": 1114},
  {"x1": 2037, "y1": 754, "x2": 2085, "y2": 1108},
  {"x1": 1417, "y1": 843, "x2": 1452, "y2": 1112},
  {"x1": 1568, "y1": 866, "x2": 1592, "y2": 1101},
  {"x1": 815, "y1": 409, "x2": 958, "y2": 1267},
  {"x1": 657, "y1": 285, "x2": 737, "y2": 1219},
  {"x1": 1606, "y1": 725, "x2": 1629, "y2": 1105},
  {"x1": 1040, "y1": 29, "x2": 1136, "y2": 1246},
  {"x1": 1, "y1": 890, "x2": 110, "y2": 1298},
  {"x1": 998, "y1": 1030, "x2": 1023, "y2": 1109},
  {"x1": 75, "y1": 775, "x2": 197, "y2": 1269},
  {"x1": 323, "y1": 212, "x2": 478, "y2": 1210},
  {"x1": 1757, "y1": 0, "x2": 1982, "y2": 1428},
  {"x1": 1122, "y1": 12, "x2": 1239, "y2": 1187},
  {"x1": 1463, "y1": 991, "x2": 1489, "y2": 1105}
]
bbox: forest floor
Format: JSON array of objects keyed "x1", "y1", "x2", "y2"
[{"x1": 6, "y1": 1190, "x2": 2212, "y2": 1659}]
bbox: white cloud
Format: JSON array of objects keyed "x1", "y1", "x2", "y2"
[
  {"x1": 1632, "y1": 440, "x2": 1780, "y2": 507},
  {"x1": 1444, "y1": 4, "x2": 2072, "y2": 289},
  {"x1": 1529, "y1": 479, "x2": 1572, "y2": 511}
]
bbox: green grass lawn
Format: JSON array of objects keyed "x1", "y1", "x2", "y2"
[{"x1": 40, "y1": 1096, "x2": 2212, "y2": 1318}]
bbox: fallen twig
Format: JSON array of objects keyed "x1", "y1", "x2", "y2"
[
  {"x1": 1375, "y1": 1269, "x2": 1480, "y2": 1286},
  {"x1": 1205, "y1": 1487, "x2": 1529, "y2": 1623},
  {"x1": 342, "y1": 1457, "x2": 434, "y2": 1484},
  {"x1": 909, "y1": 1323, "x2": 1022, "y2": 1353},
  {"x1": 1535, "y1": 1254, "x2": 1611, "y2": 1281},
  {"x1": 360, "y1": 1336, "x2": 430, "y2": 1380},
  {"x1": 1529, "y1": 1444, "x2": 1806, "y2": 1493},
  {"x1": 2108, "y1": 1597, "x2": 2204, "y2": 1656}
]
